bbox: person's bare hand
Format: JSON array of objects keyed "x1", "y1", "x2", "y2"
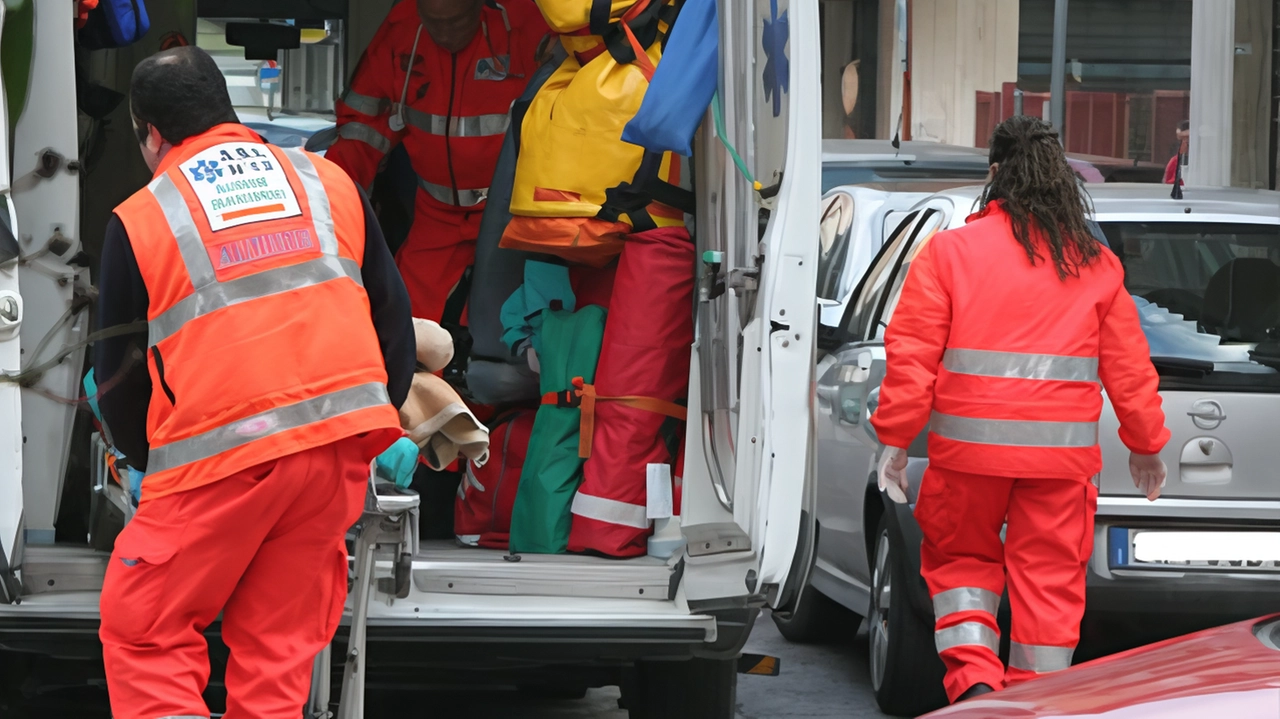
[{"x1": 1129, "y1": 452, "x2": 1167, "y2": 502}]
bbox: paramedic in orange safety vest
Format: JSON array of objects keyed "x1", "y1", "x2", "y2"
[
  {"x1": 870, "y1": 116, "x2": 1172, "y2": 704},
  {"x1": 93, "y1": 47, "x2": 415, "y2": 719},
  {"x1": 327, "y1": 0, "x2": 549, "y2": 323}
]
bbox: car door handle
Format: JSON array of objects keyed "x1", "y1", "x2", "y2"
[{"x1": 1187, "y1": 408, "x2": 1226, "y2": 421}]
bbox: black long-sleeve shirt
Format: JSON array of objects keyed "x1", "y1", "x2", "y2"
[{"x1": 94, "y1": 186, "x2": 415, "y2": 469}]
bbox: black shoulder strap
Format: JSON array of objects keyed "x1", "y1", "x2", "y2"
[{"x1": 598, "y1": 151, "x2": 696, "y2": 232}]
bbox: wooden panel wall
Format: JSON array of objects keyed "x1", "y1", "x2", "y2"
[
  {"x1": 1231, "y1": 0, "x2": 1274, "y2": 188},
  {"x1": 910, "y1": 0, "x2": 1020, "y2": 146}
]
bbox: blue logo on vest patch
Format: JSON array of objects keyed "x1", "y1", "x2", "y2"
[
  {"x1": 213, "y1": 228, "x2": 314, "y2": 269},
  {"x1": 188, "y1": 159, "x2": 225, "y2": 184}
]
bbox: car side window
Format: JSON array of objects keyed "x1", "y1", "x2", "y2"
[
  {"x1": 873, "y1": 211, "x2": 946, "y2": 339},
  {"x1": 817, "y1": 193, "x2": 853, "y2": 301},
  {"x1": 842, "y1": 211, "x2": 921, "y2": 342}
]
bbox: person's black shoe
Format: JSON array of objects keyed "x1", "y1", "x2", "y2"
[{"x1": 956, "y1": 683, "x2": 995, "y2": 702}]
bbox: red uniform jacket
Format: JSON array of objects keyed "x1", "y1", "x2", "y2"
[
  {"x1": 327, "y1": 0, "x2": 548, "y2": 319},
  {"x1": 871, "y1": 202, "x2": 1170, "y2": 480}
]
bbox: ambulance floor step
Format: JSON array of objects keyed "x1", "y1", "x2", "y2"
[
  {"x1": 20, "y1": 545, "x2": 109, "y2": 596},
  {"x1": 412, "y1": 541, "x2": 676, "y2": 601}
]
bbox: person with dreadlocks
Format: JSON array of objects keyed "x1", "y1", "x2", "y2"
[{"x1": 870, "y1": 116, "x2": 1171, "y2": 703}]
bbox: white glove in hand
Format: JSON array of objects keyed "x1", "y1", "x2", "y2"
[
  {"x1": 878, "y1": 447, "x2": 909, "y2": 504},
  {"x1": 1129, "y1": 452, "x2": 1167, "y2": 502}
]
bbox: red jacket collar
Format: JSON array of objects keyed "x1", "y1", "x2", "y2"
[
  {"x1": 965, "y1": 198, "x2": 1005, "y2": 224},
  {"x1": 153, "y1": 123, "x2": 266, "y2": 178}
]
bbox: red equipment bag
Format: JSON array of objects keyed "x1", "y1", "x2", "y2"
[
  {"x1": 567, "y1": 226, "x2": 694, "y2": 557},
  {"x1": 455, "y1": 410, "x2": 536, "y2": 548}
]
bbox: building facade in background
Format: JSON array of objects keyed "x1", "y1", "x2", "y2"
[{"x1": 819, "y1": 0, "x2": 1278, "y2": 189}]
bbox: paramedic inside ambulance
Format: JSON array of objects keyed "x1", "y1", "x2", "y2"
[
  {"x1": 95, "y1": 46, "x2": 415, "y2": 719},
  {"x1": 327, "y1": 0, "x2": 550, "y2": 327},
  {"x1": 871, "y1": 115, "x2": 1171, "y2": 705}
]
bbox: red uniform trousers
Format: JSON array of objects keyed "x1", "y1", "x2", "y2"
[
  {"x1": 99, "y1": 440, "x2": 370, "y2": 719},
  {"x1": 914, "y1": 466, "x2": 1098, "y2": 702},
  {"x1": 394, "y1": 203, "x2": 480, "y2": 324}
]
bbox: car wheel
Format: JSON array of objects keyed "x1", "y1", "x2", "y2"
[
  {"x1": 771, "y1": 582, "x2": 859, "y2": 644},
  {"x1": 869, "y1": 516, "x2": 948, "y2": 716},
  {"x1": 625, "y1": 658, "x2": 736, "y2": 719}
]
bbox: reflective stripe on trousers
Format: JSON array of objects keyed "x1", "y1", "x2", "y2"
[
  {"x1": 930, "y1": 412, "x2": 1098, "y2": 448},
  {"x1": 1008, "y1": 641, "x2": 1074, "y2": 673},
  {"x1": 341, "y1": 89, "x2": 389, "y2": 117},
  {"x1": 146, "y1": 148, "x2": 360, "y2": 346},
  {"x1": 932, "y1": 586, "x2": 1000, "y2": 620},
  {"x1": 404, "y1": 107, "x2": 509, "y2": 137},
  {"x1": 571, "y1": 492, "x2": 649, "y2": 529},
  {"x1": 935, "y1": 621, "x2": 1000, "y2": 654},
  {"x1": 337, "y1": 122, "x2": 391, "y2": 154},
  {"x1": 418, "y1": 177, "x2": 489, "y2": 207},
  {"x1": 147, "y1": 383, "x2": 391, "y2": 474},
  {"x1": 943, "y1": 348, "x2": 1099, "y2": 383}
]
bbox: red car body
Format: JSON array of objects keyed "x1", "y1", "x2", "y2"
[{"x1": 924, "y1": 616, "x2": 1280, "y2": 718}]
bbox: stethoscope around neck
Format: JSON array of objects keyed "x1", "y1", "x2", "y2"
[{"x1": 389, "y1": 1, "x2": 520, "y2": 132}]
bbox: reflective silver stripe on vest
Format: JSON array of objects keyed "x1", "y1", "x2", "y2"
[
  {"x1": 148, "y1": 256, "x2": 362, "y2": 345},
  {"x1": 147, "y1": 383, "x2": 391, "y2": 474},
  {"x1": 1008, "y1": 641, "x2": 1075, "y2": 673},
  {"x1": 341, "y1": 89, "x2": 389, "y2": 117},
  {"x1": 571, "y1": 492, "x2": 650, "y2": 529},
  {"x1": 935, "y1": 621, "x2": 1000, "y2": 655},
  {"x1": 150, "y1": 175, "x2": 217, "y2": 289},
  {"x1": 930, "y1": 412, "x2": 1098, "y2": 448},
  {"x1": 337, "y1": 122, "x2": 392, "y2": 154},
  {"x1": 944, "y1": 348, "x2": 1099, "y2": 383},
  {"x1": 932, "y1": 587, "x2": 1000, "y2": 620},
  {"x1": 281, "y1": 148, "x2": 338, "y2": 256},
  {"x1": 404, "y1": 107, "x2": 510, "y2": 137},
  {"x1": 418, "y1": 177, "x2": 489, "y2": 207}
]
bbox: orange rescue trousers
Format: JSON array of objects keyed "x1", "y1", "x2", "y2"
[
  {"x1": 915, "y1": 466, "x2": 1098, "y2": 702},
  {"x1": 100, "y1": 440, "x2": 371, "y2": 719}
]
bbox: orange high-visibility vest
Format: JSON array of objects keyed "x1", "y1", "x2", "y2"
[{"x1": 114, "y1": 123, "x2": 402, "y2": 501}]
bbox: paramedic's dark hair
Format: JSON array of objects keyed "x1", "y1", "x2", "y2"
[
  {"x1": 980, "y1": 115, "x2": 1100, "y2": 280},
  {"x1": 130, "y1": 46, "x2": 239, "y2": 146},
  {"x1": 1177, "y1": 119, "x2": 1190, "y2": 132}
]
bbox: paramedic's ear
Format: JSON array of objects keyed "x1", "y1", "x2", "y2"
[
  {"x1": 136, "y1": 122, "x2": 171, "y2": 174},
  {"x1": 986, "y1": 162, "x2": 999, "y2": 182}
]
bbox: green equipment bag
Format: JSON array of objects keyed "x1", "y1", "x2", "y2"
[{"x1": 508, "y1": 305, "x2": 607, "y2": 554}]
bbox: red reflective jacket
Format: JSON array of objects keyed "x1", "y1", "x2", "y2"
[
  {"x1": 327, "y1": 0, "x2": 548, "y2": 250},
  {"x1": 871, "y1": 202, "x2": 1170, "y2": 480}
]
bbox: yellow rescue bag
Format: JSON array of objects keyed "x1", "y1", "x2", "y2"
[
  {"x1": 503, "y1": 0, "x2": 692, "y2": 267},
  {"x1": 535, "y1": 0, "x2": 639, "y2": 34}
]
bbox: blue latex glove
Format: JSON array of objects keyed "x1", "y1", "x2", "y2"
[
  {"x1": 84, "y1": 369, "x2": 102, "y2": 423},
  {"x1": 376, "y1": 437, "x2": 420, "y2": 489}
]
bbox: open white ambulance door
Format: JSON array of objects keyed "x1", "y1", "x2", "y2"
[
  {"x1": 0, "y1": 0, "x2": 27, "y2": 603},
  {"x1": 682, "y1": 0, "x2": 819, "y2": 626}
]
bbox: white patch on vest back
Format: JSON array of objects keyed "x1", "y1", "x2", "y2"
[{"x1": 181, "y1": 142, "x2": 302, "y2": 232}]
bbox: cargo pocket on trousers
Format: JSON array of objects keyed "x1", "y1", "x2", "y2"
[
  {"x1": 913, "y1": 470, "x2": 956, "y2": 544},
  {"x1": 101, "y1": 518, "x2": 182, "y2": 643},
  {"x1": 1078, "y1": 481, "x2": 1099, "y2": 564}
]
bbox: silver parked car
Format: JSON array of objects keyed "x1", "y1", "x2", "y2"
[{"x1": 781, "y1": 184, "x2": 1280, "y2": 716}]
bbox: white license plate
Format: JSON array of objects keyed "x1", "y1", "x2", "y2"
[{"x1": 1133, "y1": 531, "x2": 1280, "y2": 565}]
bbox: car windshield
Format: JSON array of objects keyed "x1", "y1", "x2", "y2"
[
  {"x1": 1099, "y1": 221, "x2": 1280, "y2": 388},
  {"x1": 821, "y1": 162, "x2": 989, "y2": 193}
]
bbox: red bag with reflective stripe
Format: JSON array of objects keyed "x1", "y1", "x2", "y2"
[
  {"x1": 568, "y1": 227, "x2": 694, "y2": 557},
  {"x1": 455, "y1": 409, "x2": 536, "y2": 548}
]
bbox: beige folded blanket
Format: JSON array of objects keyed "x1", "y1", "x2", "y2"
[{"x1": 400, "y1": 318, "x2": 489, "y2": 470}]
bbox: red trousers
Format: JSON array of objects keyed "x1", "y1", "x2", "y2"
[
  {"x1": 100, "y1": 440, "x2": 370, "y2": 719},
  {"x1": 915, "y1": 466, "x2": 1097, "y2": 702}
]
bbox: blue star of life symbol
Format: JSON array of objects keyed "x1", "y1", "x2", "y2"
[
  {"x1": 762, "y1": 0, "x2": 790, "y2": 118},
  {"x1": 188, "y1": 159, "x2": 224, "y2": 184}
]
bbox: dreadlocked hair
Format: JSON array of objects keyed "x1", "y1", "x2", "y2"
[{"x1": 980, "y1": 115, "x2": 1099, "y2": 280}]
